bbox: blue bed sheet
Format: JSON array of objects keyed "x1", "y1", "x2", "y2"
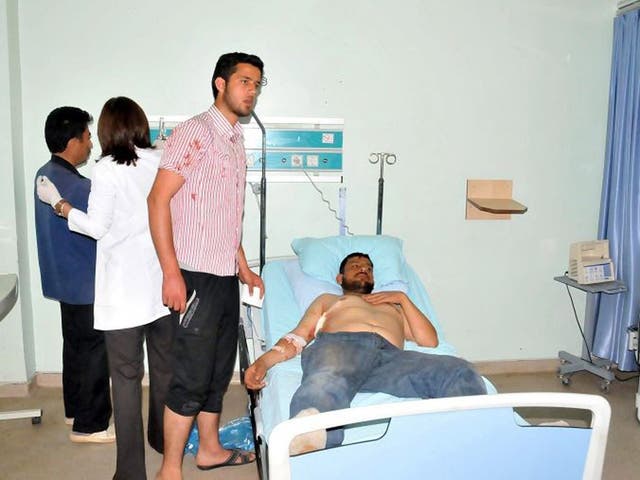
[{"x1": 257, "y1": 259, "x2": 495, "y2": 443}]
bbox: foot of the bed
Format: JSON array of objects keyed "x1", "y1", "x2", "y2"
[{"x1": 289, "y1": 408, "x2": 326, "y2": 456}]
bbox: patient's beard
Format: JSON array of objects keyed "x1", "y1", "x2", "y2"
[{"x1": 341, "y1": 278, "x2": 374, "y2": 294}]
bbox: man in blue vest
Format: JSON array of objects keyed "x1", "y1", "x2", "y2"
[{"x1": 34, "y1": 106, "x2": 113, "y2": 443}]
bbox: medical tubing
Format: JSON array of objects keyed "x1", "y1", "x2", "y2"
[
  {"x1": 614, "y1": 371, "x2": 640, "y2": 381},
  {"x1": 246, "y1": 305, "x2": 266, "y2": 351},
  {"x1": 302, "y1": 170, "x2": 354, "y2": 235},
  {"x1": 251, "y1": 110, "x2": 267, "y2": 274}
]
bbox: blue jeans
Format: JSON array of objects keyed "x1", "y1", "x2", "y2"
[{"x1": 289, "y1": 332, "x2": 487, "y2": 447}]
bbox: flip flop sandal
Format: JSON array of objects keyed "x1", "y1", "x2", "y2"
[{"x1": 196, "y1": 449, "x2": 256, "y2": 470}]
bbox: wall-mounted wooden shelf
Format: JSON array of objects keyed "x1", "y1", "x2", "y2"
[
  {"x1": 467, "y1": 198, "x2": 528, "y2": 214},
  {"x1": 466, "y1": 179, "x2": 528, "y2": 220}
]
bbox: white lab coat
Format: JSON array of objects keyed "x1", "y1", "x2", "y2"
[{"x1": 68, "y1": 148, "x2": 169, "y2": 330}]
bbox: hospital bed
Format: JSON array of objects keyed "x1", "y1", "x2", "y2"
[{"x1": 238, "y1": 235, "x2": 611, "y2": 480}]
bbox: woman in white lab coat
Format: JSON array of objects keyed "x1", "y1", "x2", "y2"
[{"x1": 36, "y1": 96, "x2": 174, "y2": 480}]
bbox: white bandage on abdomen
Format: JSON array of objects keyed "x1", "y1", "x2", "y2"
[
  {"x1": 314, "y1": 313, "x2": 326, "y2": 337},
  {"x1": 283, "y1": 333, "x2": 307, "y2": 354}
]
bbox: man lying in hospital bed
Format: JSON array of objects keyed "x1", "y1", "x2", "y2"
[{"x1": 244, "y1": 251, "x2": 487, "y2": 455}]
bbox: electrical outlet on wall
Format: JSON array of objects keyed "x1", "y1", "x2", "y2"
[
  {"x1": 627, "y1": 327, "x2": 638, "y2": 351},
  {"x1": 306, "y1": 155, "x2": 319, "y2": 167}
]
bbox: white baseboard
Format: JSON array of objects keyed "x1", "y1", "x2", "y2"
[
  {"x1": 473, "y1": 358, "x2": 559, "y2": 376},
  {"x1": 34, "y1": 372, "x2": 63, "y2": 388}
]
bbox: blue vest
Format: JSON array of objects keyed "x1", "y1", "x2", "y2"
[{"x1": 34, "y1": 155, "x2": 96, "y2": 304}]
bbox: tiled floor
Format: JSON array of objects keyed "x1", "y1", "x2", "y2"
[
  {"x1": 0, "y1": 384, "x2": 257, "y2": 480},
  {"x1": 0, "y1": 369, "x2": 638, "y2": 479}
]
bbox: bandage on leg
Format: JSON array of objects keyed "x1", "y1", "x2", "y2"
[{"x1": 289, "y1": 408, "x2": 326, "y2": 456}]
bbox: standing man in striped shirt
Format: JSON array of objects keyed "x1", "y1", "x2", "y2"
[{"x1": 148, "y1": 52, "x2": 265, "y2": 479}]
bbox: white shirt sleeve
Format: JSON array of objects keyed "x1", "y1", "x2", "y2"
[{"x1": 67, "y1": 162, "x2": 115, "y2": 239}]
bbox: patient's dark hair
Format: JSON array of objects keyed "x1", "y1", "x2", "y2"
[
  {"x1": 97, "y1": 96, "x2": 152, "y2": 166},
  {"x1": 339, "y1": 253, "x2": 373, "y2": 274}
]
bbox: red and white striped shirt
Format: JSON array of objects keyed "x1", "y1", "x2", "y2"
[{"x1": 160, "y1": 105, "x2": 246, "y2": 276}]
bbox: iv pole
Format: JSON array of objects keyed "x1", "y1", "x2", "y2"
[
  {"x1": 369, "y1": 152, "x2": 397, "y2": 235},
  {"x1": 252, "y1": 110, "x2": 267, "y2": 274}
]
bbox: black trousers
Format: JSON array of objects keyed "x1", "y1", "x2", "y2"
[
  {"x1": 165, "y1": 271, "x2": 239, "y2": 416},
  {"x1": 60, "y1": 302, "x2": 111, "y2": 433},
  {"x1": 105, "y1": 314, "x2": 175, "y2": 480}
]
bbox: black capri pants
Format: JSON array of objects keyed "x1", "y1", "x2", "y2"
[{"x1": 165, "y1": 269, "x2": 239, "y2": 416}]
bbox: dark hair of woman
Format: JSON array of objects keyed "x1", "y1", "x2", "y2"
[{"x1": 97, "y1": 96, "x2": 153, "y2": 166}]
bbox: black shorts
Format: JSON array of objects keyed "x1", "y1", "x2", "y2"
[{"x1": 165, "y1": 270, "x2": 239, "y2": 416}]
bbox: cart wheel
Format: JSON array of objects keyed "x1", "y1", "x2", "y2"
[
  {"x1": 31, "y1": 416, "x2": 42, "y2": 425},
  {"x1": 560, "y1": 375, "x2": 571, "y2": 386},
  {"x1": 600, "y1": 381, "x2": 611, "y2": 393}
]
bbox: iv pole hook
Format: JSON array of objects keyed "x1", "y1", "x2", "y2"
[{"x1": 369, "y1": 153, "x2": 397, "y2": 235}]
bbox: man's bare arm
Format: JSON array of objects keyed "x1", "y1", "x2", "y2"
[
  {"x1": 147, "y1": 168, "x2": 186, "y2": 312},
  {"x1": 364, "y1": 291, "x2": 438, "y2": 347},
  {"x1": 244, "y1": 294, "x2": 334, "y2": 390}
]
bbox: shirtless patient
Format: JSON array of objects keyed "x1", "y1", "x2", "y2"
[{"x1": 244, "y1": 252, "x2": 487, "y2": 454}]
